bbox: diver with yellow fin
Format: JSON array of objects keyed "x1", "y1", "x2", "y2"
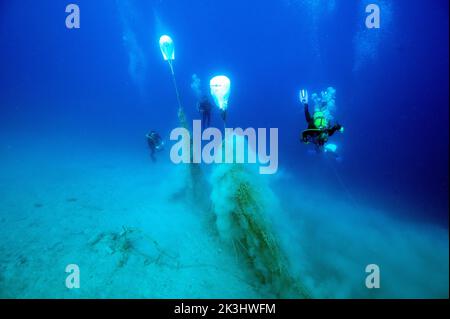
[{"x1": 299, "y1": 89, "x2": 344, "y2": 152}]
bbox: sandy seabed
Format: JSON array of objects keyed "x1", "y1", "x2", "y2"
[{"x1": 0, "y1": 139, "x2": 448, "y2": 298}]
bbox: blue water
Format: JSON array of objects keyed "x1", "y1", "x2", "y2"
[{"x1": 0, "y1": 0, "x2": 448, "y2": 298}]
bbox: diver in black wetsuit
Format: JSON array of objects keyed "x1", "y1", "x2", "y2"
[
  {"x1": 197, "y1": 95, "x2": 213, "y2": 128},
  {"x1": 299, "y1": 90, "x2": 343, "y2": 150},
  {"x1": 146, "y1": 131, "x2": 164, "y2": 162}
]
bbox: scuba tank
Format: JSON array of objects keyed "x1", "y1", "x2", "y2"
[{"x1": 313, "y1": 111, "x2": 328, "y2": 129}]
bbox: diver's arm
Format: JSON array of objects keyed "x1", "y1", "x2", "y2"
[
  {"x1": 304, "y1": 103, "x2": 312, "y2": 123},
  {"x1": 327, "y1": 124, "x2": 342, "y2": 137}
]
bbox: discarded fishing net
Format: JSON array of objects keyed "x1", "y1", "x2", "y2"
[
  {"x1": 209, "y1": 137, "x2": 310, "y2": 298},
  {"x1": 88, "y1": 226, "x2": 178, "y2": 268}
]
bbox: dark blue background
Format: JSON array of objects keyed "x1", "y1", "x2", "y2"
[{"x1": 0, "y1": 0, "x2": 448, "y2": 224}]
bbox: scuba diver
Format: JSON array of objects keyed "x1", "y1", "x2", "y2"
[
  {"x1": 299, "y1": 89, "x2": 344, "y2": 152},
  {"x1": 146, "y1": 131, "x2": 164, "y2": 162},
  {"x1": 197, "y1": 95, "x2": 213, "y2": 128}
]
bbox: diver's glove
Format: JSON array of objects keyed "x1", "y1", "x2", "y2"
[{"x1": 299, "y1": 89, "x2": 309, "y2": 105}]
